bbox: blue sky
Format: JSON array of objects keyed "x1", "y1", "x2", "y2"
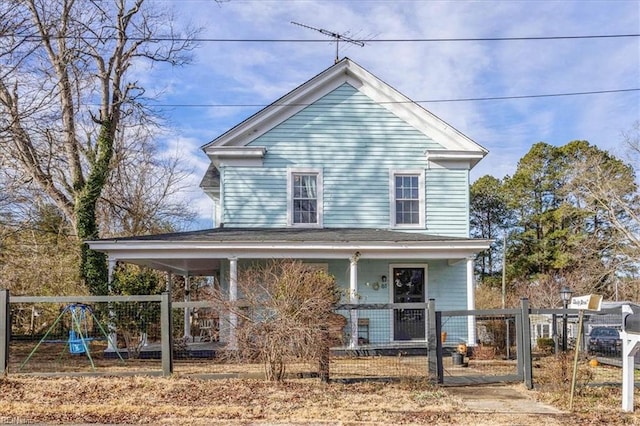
[{"x1": 144, "y1": 0, "x2": 640, "y2": 227}]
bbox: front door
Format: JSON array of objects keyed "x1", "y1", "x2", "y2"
[{"x1": 393, "y1": 267, "x2": 425, "y2": 340}]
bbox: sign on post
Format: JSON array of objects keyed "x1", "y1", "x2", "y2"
[
  {"x1": 567, "y1": 294, "x2": 602, "y2": 410},
  {"x1": 568, "y1": 294, "x2": 603, "y2": 311}
]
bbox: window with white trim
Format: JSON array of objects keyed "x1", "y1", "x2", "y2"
[
  {"x1": 287, "y1": 168, "x2": 323, "y2": 226},
  {"x1": 390, "y1": 170, "x2": 425, "y2": 228}
]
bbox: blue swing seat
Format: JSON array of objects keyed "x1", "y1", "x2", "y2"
[
  {"x1": 68, "y1": 330, "x2": 87, "y2": 354},
  {"x1": 67, "y1": 304, "x2": 93, "y2": 354}
]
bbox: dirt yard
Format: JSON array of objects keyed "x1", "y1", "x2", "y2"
[{"x1": 0, "y1": 373, "x2": 638, "y2": 425}]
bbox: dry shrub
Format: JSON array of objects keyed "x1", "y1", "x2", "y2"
[
  {"x1": 536, "y1": 337, "x2": 555, "y2": 355},
  {"x1": 470, "y1": 343, "x2": 497, "y2": 360},
  {"x1": 534, "y1": 351, "x2": 594, "y2": 393},
  {"x1": 226, "y1": 260, "x2": 340, "y2": 381},
  {"x1": 478, "y1": 318, "x2": 516, "y2": 357}
]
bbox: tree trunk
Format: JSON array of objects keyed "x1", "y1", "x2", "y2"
[{"x1": 76, "y1": 120, "x2": 114, "y2": 295}]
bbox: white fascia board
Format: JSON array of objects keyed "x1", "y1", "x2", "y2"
[
  {"x1": 201, "y1": 188, "x2": 220, "y2": 202},
  {"x1": 203, "y1": 61, "x2": 362, "y2": 149},
  {"x1": 205, "y1": 147, "x2": 266, "y2": 157},
  {"x1": 88, "y1": 239, "x2": 492, "y2": 260},
  {"x1": 425, "y1": 150, "x2": 486, "y2": 169},
  {"x1": 204, "y1": 146, "x2": 266, "y2": 167}
]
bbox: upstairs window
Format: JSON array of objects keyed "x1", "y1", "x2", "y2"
[
  {"x1": 288, "y1": 168, "x2": 323, "y2": 226},
  {"x1": 390, "y1": 170, "x2": 425, "y2": 228},
  {"x1": 293, "y1": 174, "x2": 317, "y2": 223}
]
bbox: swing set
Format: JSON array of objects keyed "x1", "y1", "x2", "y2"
[{"x1": 19, "y1": 303, "x2": 125, "y2": 371}]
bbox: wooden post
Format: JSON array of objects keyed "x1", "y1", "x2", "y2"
[
  {"x1": 319, "y1": 326, "x2": 330, "y2": 383},
  {"x1": 569, "y1": 310, "x2": 585, "y2": 410},
  {"x1": 520, "y1": 298, "x2": 533, "y2": 389},
  {"x1": 161, "y1": 292, "x2": 173, "y2": 376},
  {"x1": 427, "y1": 299, "x2": 440, "y2": 383},
  {"x1": 515, "y1": 310, "x2": 524, "y2": 379},
  {"x1": 0, "y1": 289, "x2": 8, "y2": 375}
]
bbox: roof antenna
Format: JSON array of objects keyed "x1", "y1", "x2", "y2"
[{"x1": 291, "y1": 21, "x2": 365, "y2": 64}]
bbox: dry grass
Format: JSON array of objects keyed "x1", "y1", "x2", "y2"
[
  {"x1": 0, "y1": 363, "x2": 639, "y2": 425},
  {"x1": 0, "y1": 376, "x2": 460, "y2": 425},
  {"x1": 2, "y1": 349, "x2": 640, "y2": 425}
]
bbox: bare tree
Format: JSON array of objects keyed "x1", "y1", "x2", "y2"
[
  {"x1": 561, "y1": 142, "x2": 640, "y2": 298},
  {"x1": 0, "y1": 204, "x2": 85, "y2": 296},
  {"x1": 0, "y1": 0, "x2": 199, "y2": 294},
  {"x1": 98, "y1": 127, "x2": 197, "y2": 236}
]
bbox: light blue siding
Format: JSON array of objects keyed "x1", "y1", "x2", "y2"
[
  {"x1": 211, "y1": 78, "x2": 479, "y2": 346},
  {"x1": 425, "y1": 260, "x2": 468, "y2": 310},
  {"x1": 344, "y1": 259, "x2": 467, "y2": 343},
  {"x1": 220, "y1": 83, "x2": 470, "y2": 236},
  {"x1": 426, "y1": 169, "x2": 470, "y2": 237},
  {"x1": 216, "y1": 83, "x2": 475, "y2": 344},
  {"x1": 218, "y1": 258, "x2": 468, "y2": 345},
  {"x1": 222, "y1": 168, "x2": 287, "y2": 226}
]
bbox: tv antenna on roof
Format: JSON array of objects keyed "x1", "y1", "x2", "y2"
[{"x1": 291, "y1": 21, "x2": 365, "y2": 64}]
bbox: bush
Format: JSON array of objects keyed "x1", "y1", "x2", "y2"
[
  {"x1": 534, "y1": 351, "x2": 594, "y2": 393},
  {"x1": 536, "y1": 337, "x2": 555, "y2": 354},
  {"x1": 227, "y1": 260, "x2": 340, "y2": 381},
  {"x1": 108, "y1": 264, "x2": 164, "y2": 357},
  {"x1": 470, "y1": 344, "x2": 497, "y2": 360}
]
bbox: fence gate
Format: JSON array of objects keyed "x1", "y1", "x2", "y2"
[
  {"x1": 330, "y1": 303, "x2": 430, "y2": 381},
  {"x1": 433, "y1": 299, "x2": 533, "y2": 388}
]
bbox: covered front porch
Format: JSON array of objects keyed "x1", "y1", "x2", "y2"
[{"x1": 89, "y1": 227, "x2": 491, "y2": 349}]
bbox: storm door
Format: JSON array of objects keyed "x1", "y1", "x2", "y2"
[{"x1": 393, "y1": 267, "x2": 425, "y2": 340}]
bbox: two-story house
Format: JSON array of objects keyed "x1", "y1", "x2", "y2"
[{"x1": 88, "y1": 58, "x2": 491, "y2": 348}]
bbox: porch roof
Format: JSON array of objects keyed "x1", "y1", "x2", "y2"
[{"x1": 87, "y1": 227, "x2": 491, "y2": 275}]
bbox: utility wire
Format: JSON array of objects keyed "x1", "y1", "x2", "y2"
[
  {"x1": 147, "y1": 88, "x2": 640, "y2": 108},
  {"x1": 421, "y1": 88, "x2": 640, "y2": 103},
  {"x1": 6, "y1": 33, "x2": 640, "y2": 43}
]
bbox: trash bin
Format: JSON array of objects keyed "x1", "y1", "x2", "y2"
[{"x1": 452, "y1": 352, "x2": 463, "y2": 366}]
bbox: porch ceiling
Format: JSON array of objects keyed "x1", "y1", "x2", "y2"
[{"x1": 87, "y1": 227, "x2": 492, "y2": 276}]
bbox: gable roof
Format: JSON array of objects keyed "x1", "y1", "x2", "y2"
[{"x1": 202, "y1": 58, "x2": 487, "y2": 168}]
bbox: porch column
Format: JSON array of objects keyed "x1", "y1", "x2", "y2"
[
  {"x1": 349, "y1": 252, "x2": 360, "y2": 348},
  {"x1": 228, "y1": 257, "x2": 238, "y2": 350},
  {"x1": 466, "y1": 257, "x2": 477, "y2": 346},
  {"x1": 107, "y1": 258, "x2": 117, "y2": 351},
  {"x1": 183, "y1": 275, "x2": 191, "y2": 340},
  {"x1": 107, "y1": 258, "x2": 116, "y2": 288},
  {"x1": 165, "y1": 272, "x2": 173, "y2": 294}
]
